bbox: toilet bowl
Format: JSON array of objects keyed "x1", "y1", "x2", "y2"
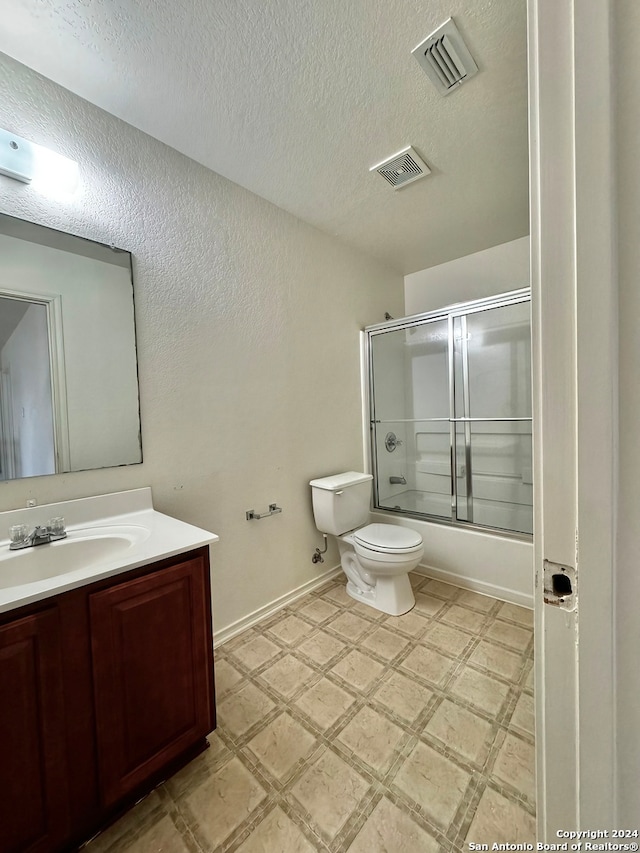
[{"x1": 310, "y1": 472, "x2": 424, "y2": 616}]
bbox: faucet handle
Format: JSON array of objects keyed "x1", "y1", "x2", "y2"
[
  {"x1": 47, "y1": 517, "x2": 66, "y2": 537},
  {"x1": 9, "y1": 524, "x2": 29, "y2": 545}
]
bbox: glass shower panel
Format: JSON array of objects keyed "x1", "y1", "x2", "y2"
[
  {"x1": 375, "y1": 424, "x2": 452, "y2": 519},
  {"x1": 367, "y1": 291, "x2": 532, "y2": 536},
  {"x1": 457, "y1": 421, "x2": 533, "y2": 534},
  {"x1": 464, "y1": 301, "x2": 532, "y2": 419},
  {"x1": 370, "y1": 319, "x2": 452, "y2": 520}
]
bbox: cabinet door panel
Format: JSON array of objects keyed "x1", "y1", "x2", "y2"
[
  {"x1": 90, "y1": 555, "x2": 214, "y2": 806},
  {"x1": 0, "y1": 608, "x2": 68, "y2": 853}
]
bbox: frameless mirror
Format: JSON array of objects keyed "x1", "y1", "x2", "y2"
[{"x1": 0, "y1": 214, "x2": 142, "y2": 481}]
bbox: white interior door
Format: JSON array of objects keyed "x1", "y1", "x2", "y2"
[{"x1": 529, "y1": 0, "x2": 616, "y2": 835}]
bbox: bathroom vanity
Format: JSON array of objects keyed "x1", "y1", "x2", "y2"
[{"x1": 0, "y1": 489, "x2": 218, "y2": 853}]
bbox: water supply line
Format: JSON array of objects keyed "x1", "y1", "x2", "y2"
[{"x1": 312, "y1": 534, "x2": 328, "y2": 564}]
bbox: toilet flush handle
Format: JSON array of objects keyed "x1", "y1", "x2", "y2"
[{"x1": 335, "y1": 490, "x2": 344, "y2": 496}]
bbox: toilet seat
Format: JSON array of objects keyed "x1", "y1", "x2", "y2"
[{"x1": 353, "y1": 523, "x2": 422, "y2": 554}]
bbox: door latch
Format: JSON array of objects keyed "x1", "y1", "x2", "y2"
[{"x1": 543, "y1": 560, "x2": 577, "y2": 611}]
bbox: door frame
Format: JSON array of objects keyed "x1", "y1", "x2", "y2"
[
  {"x1": 529, "y1": 0, "x2": 617, "y2": 834},
  {"x1": 0, "y1": 288, "x2": 70, "y2": 474}
]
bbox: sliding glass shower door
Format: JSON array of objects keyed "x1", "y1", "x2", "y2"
[{"x1": 367, "y1": 290, "x2": 532, "y2": 536}]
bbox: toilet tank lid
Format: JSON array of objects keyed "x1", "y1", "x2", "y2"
[{"x1": 309, "y1": 471, "x2": 373, "y2": 491}]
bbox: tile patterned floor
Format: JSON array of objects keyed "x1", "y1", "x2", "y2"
[{"x1": 86, "y1": 574, "x2": 536, "y2": 853}]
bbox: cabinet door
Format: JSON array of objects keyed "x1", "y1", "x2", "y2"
[
  {"x1": 0, "y1": 608, "x2": 69, "y2": 853},
  {"x1": 90, "y1": 554, "x2": 215, "y2": 806}
]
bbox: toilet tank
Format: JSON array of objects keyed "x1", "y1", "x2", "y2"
[{"x1": 309, "y1": 471, "x2": 373, "y2": 535}]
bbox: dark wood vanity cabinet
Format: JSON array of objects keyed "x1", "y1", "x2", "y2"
[
  {"x1": 90, "y1": 554, "x2": 215, "y2": 807},
  {"x1": 0, "y1": 609, "x2": 69, "y2": 853},
  {"x1": 0, "y1": 547, "x2": 215, "y2": 853}
]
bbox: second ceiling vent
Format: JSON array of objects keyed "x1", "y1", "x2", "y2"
[
  {"x1": 412, "y1": 17, "x2": 478, "y2": 96},
  {"x1": 369, "y1": 146, "x2": 431, "y2": 190}
]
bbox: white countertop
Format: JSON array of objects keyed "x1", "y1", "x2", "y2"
[{"x1": 0, "y1": 488, "x2": 218, "y2": 614}]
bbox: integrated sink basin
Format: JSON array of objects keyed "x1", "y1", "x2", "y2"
[
  {"x1": 0, "y1": 525, "x2": 151, "y2": 589},
  {"x1": 0, "y1": 487, "x2": 218, "y2": 612}
]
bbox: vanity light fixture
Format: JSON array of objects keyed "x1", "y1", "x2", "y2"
[{"x1": 0, "y1": 127, "x2": 79, "y2": 194}]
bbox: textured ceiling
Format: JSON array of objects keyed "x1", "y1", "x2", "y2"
[{"x1": 0, "y1": 0, "x2": 529, "y2": 274}]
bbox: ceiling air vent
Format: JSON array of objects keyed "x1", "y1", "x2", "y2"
[
  {"x1": 412, "y1": 17, "x2": 478, "y2": 96},
  {"x1": 369, "y1": 146, "x2": 431, "y2": 190}
]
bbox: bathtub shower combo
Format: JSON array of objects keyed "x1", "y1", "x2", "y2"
[{"x1": 365, "y1": 289, "x2": 532, "y2": 537}]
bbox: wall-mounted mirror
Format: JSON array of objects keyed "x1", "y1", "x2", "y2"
[{"x1": 0, "y1": 214, "x2": 142, "y2": 481}]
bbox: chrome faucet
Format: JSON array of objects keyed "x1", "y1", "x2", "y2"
[{"x1": 9, "y1": 521, "x2": 67, "y2": 550}]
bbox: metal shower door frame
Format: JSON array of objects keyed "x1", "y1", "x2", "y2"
[{"x1": 366, "y1": 287, "x2": 532, "y2": 537}]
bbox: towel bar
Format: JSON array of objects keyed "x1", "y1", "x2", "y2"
[{"x1": 246, "y1": 503, "x2": 282, "y2": 521}]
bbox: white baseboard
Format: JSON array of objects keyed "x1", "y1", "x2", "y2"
[
  {"x1": 214, "y1": 565, "x2": 342, "y2": 646},
  {"x1": 416, "y1": 562, "x2": 534, "y2": 609}
]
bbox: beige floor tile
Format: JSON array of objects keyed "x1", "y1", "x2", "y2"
[
  {"x1": 498, "y1": 601, "x2": 534, "y2": 627},
  {"x1": 298, "y1": 630, "x2": 347, "y2": 666},
  {"x1": 266, "y1": 614, "x2": 310, "y2": 646},
  {"x1": 295, "y1": 677, "x2": 356, "y2": 730},
  {"x1": 179, "y1": 756, "x2": 267, "y2": 850},
  {"x1": 297, "y1": 597, "x2": 340, "y2": 623},
  {"x1": 492, "y1": 733, "x2": 536, "y2": 802},
  {"x1": 223, "y1": 629, "x2": 259, "y2": 654},
  {"x1": 125, "y1": 815, "x2": 192, "y2": 853},
  {"x1": 85, "y1": 791, "x2": 166, "y2": 852},
  {"x1": 347, "y1": 796, "x2": 440, "y2": 853},
  {"x1": 217, "y1": 682, "x2": 276, "y2": 738},
  {"x1": 413, "y1": 592, "x2": 447, "y2": 617},
  {"x1": 330, "y1": 650, "x2": 385, "y2": 691},
  {"x1": 393, "y1": 741, "x2": 471, "y2": 828},
  {"x1": 326, "y1": 611, "x2": 373, "y2": 641},
  {"x1": 441, "y1": 604, "x2": 486, "y2": 633},
  {"x1": 290, "y1": 749, "x2": 370, "y2": 841},
  {"x1": 510, "y1": 691, "x2": 535, "y2": 737},
  {"x1": 350, "y1": 600, "x2": 387, "y2": 621},
  {"x1": 423, "y1": 622, "x2": 473, "y2": 656},
  {"x1": 524, "y1": 663, "x2": 534, "y2": 692},
  {"x1": 450, "y1": 667, "x2": 510, "y2": 716},
  {"x1": 424, "y1": 699, "x2": 493, "y2": 766},
  {"x1": 260, "y1": 654, "x2": 315, "y2": 698},
  {"x1": 321, "y1": 583, "x2": 352, "y2": 607},
  {"x1": 385, "y1": 610, "x2": 430, "y2": 638},
  {"x1": 164, "y1": 732, "x2": 233, "y2": 799},
  {"x1": 337, "y1": 706, "x2": 405, "y2": 774},
  {"x1": 235, "y1": 806, "x2": 316, "y2": 853},
  {"x1": 457, "y1": 589, "x2": 497, "y2": 613},
  {"x1": 465, "y1": 786, "x2": 536, "y2": 844},
  {"x1": 486, "y1": 620, "x2": 532, "y2": 651},
  {"x1": 246, "y1": 712, "x2": 317, "y2": 780},
  {"x1": 469, "y1": 640, "x2": 523, "y2": 681},
  {"x1": 361, "y1": 626, "x2": 410, "y2": 661},
  {"x1": 422, "y1": 579, "x2": 460, "y2": 600},
  {"x1": 400, "y1": 644, "x2": 455, "y2": 687},
  {"x1": 373, "y1": 671, "x2": 434, "y2": 723},
  {"x1": 409, "y1": 572, "x2": 428, "y2": 590},
  {"x1": 214, "y1": 658, "x2": 244, "y2": 700},
  {"x1": 230, "y1": 635, "x2": 282, "y2": 670}
]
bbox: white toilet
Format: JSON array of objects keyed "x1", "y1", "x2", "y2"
[{"x1": 309, "y1": 471, "x2": 424, "y2": 616}]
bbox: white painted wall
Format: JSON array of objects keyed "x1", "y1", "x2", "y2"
[
  {"x1": 404, "y1": 236, "x2": 530, "y2": 316},
  {"x1": 614, "y1": 0, "x2": 640, "y2": 823},
  {"x1": 0, "y1": 53, "x2": 404, "y2": 635},
  {"x1": 0, "y1": 304, "x2": 55, "y2": 477}
]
